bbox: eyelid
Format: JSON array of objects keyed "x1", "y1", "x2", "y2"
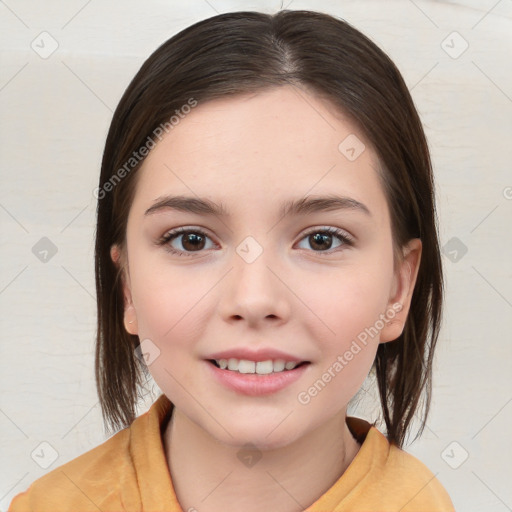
[
  {"x1": 299, "y1": 225, "x2": 354, "y2": 244},
  {"x1": 157, "y1": 226, "x2": 217, "y2": 251}
]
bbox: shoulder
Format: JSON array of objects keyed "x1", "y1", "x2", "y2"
[
  {"x1": 9, "y1": 394, "x2": 174, "y2": 512},
  {"x1": 374, "y1": 430, "x2": 454, "y2": 511},
  {"x1": 8, "y1": 426, "x2": 139, "y2": 512},
  {"x1": 345, "y1": 418, "x2": 454, "y2": 511}
]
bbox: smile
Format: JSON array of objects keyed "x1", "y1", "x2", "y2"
[
  {"x1": 209, "y1": 358, "x2": 309, "y2": 374},
  {"x1": 206, "y1": 358, "x2": 311, "y2": 396}
]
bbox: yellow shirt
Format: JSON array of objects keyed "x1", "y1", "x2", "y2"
[{"x1": 9, "y1": 394, "x2": 454, "y2": 511}]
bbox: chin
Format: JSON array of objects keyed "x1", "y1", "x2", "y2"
[{"x1": 210, "y1": 415, "x2": 308, "y2": 452}]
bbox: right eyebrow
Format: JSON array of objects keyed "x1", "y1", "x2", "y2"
[
  {"x1": 145, "y1": 195, "x2": 230, "y2": 217},
  {"x1": 144, "y1": 194, "x2": 371, "y2": 218}
]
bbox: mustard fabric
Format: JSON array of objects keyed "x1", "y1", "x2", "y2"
[{"x1": 9, "y1": 394, "x2": 454, "y2": 511}]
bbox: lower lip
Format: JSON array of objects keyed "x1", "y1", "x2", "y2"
[{"x1": 205, "y1": 361, "x2": 310, "y2": 396}]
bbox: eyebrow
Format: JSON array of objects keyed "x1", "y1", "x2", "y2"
[{"x1": 144, "y1": 194, "x2": 371, "y2": 218}]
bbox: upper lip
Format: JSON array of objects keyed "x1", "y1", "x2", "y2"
[{"x1": 206, "y1": 348, "x2": 308, "y2": 363}]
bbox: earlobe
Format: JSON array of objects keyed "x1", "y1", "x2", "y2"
[
  {"x1": 110, "y1": 244, "x2": 138, "y2": 335},
  {"x1": 124, "y1": 304, "x2": 138, "y2": 335},
  {"x1": 380, "y1": 239, "x2": 422, "y2": 343},
  {"x1": 110, "y1": 245, "x2": 120, "y2": 266}
]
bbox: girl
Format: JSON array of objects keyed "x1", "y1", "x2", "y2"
[{"x1": 10, "y1": 9, "x2": 454, "y2": 512}]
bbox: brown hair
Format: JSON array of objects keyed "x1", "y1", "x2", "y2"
[{"x1": 95, "y1": 9, "x2": 443, "y2": 448}]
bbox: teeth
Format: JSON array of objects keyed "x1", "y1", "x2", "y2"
[
  {"x1": 238, "y1": 360, "x2": 256, "y2": 374},
  {"x1": 273, "y1": 360, "x2": 285, "y2": 372},
  {"x1": 256, "y1": 360, "x2": 273, "y2": 374},
  {"x1": 214, "y1": 358, "x2": 301, "y2": 374}
]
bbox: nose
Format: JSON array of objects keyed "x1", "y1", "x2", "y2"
[{"x1": 217, "y1": 246, "x2": 292, "y2": 329}]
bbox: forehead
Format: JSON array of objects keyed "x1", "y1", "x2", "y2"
[{"x1": 130, "y1": 85, "x2": 388, "y2": 221}]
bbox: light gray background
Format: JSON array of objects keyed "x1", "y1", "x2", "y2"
[{"x1": 1, "y1": 0, "x2": 511, "y2": 510}]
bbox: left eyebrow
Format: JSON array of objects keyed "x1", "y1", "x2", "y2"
[
  {"x1": 279, "y1": 195, "x2": 371, "y2": 218},
  {"x1": 144, "y1": 194, "x2": 371, "y2": 218}
]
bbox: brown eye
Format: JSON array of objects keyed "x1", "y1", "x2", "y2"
[
  {"x1": 179, "y1": 231, "x2": 207, "y2": 251},
  {"x1": 159, "y1": 227, "x2": 215, "y2": 256},
  {"x1": 297, "y1": 227, "x2": 353, "y2": 253}
]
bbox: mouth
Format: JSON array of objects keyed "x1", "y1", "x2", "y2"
[
  {"x1": 205, "y1": 357, "x2": 311, "y2": 396},
  {"x1": 207, "y1": 358, "x2": 311, "y2": 375}
]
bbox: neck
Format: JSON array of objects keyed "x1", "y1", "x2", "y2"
[{"x1": 163, "y1": 407, "x2": 361, "y2": 512}]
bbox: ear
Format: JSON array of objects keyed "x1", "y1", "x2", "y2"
[
  {"x1": 380, "y1": 238, "x2": 422, "y2": 343},
  {"x1": 110, "y1": 244, "x2": 138, "y2": 335}
]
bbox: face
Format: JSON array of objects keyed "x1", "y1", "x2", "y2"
[{"x1": 112, "y1": 85, "x2": 421, "y2": 450}]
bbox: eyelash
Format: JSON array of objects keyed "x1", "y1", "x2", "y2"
[{"x1": 157, "y1": 226, "x2": 354, "y2": 257}]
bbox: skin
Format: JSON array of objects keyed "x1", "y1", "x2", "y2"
[{"x1": 111, "y1": 85, "x2": 421, "y2": 512}]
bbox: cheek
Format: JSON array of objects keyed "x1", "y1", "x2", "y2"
[
  {"x1": 133, "y1": 286, "x2": 188, "y2": 339},
  {"x1": 295, "y1": 260, "x2": 393, "y2": 401},
  {"x1": 304, "y1": 260, "x2": 394, "y2": 342},
  {"x1": 129, "y1": 264, "x2": 210, "y2": 397},
  {"x1": 129, "y1": 255, "x2": 213, "y2": 348}
]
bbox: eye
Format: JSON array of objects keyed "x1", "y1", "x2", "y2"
[
  {"x1": 158, "y1": 227, "x2": 216, "y2": 256},
  {"x1": 296, "y1": 227, "x2": 354, "y2": 253},
  {"x1": 157, "y1": 225, "x2": 354, "y2": 257}
]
